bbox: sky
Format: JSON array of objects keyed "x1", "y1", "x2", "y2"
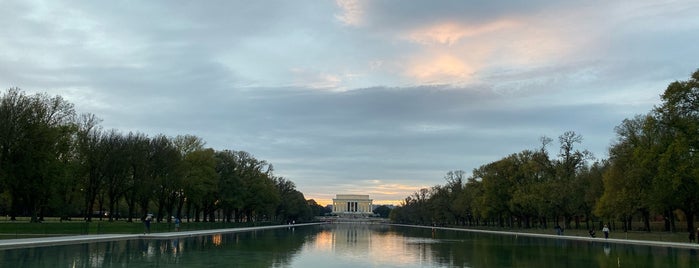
[{"x1": 2, "y1": 0, "x2": 699, "y2": 206}]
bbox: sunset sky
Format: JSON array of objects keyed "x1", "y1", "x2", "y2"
[{"x1": 2, "y1": 0, "x2": 699, "y2": 205}]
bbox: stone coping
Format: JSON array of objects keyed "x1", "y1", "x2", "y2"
[{"x1": 0, "y1": 222, "x2": 323, "y2": 250}]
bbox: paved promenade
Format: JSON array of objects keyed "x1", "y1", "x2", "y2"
[
  {"x1": 392, "y1": 224, "x2": 699, "y2": 249},
  {"x1": 0, "y1": 222, "x2": 323, "y2": 250}
]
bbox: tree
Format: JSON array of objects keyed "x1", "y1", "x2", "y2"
[
  {"x1": 215, "y1": 150, "x2": 242, "y2": 222},
  {"x1": 596, "y1": 115, "x2": 661, "y2": 232},
  {"x1": 474, "y1": 159, "x2": 515, "y2": 227},
  {"x1": 274, "y1": 177, "x2": 311, "y2": 222},
  {"x1": 0, "y1": 88, "x2": 76, "y2": 222},
  {"x1": 0, "y1": 87, "x2": 310, "y2": 223},
  {"x1": 147, "y1": 135, "x2": 182, "y2": 222},
  {"x1": 307, "y1": 199, "x2": 330, "y2": 217},
  {"x1": 122, "y1": 132, "x2": 150, "y2": 222},
  {"x1": 373, "y1": 205, "x2": 391, "y2": 218},
  {"x1": 552, "y1": 131, "x2": 593, "y2": 228},
  {"x1": 655, "y1": 69, "x2": 699, "y2": 234}
]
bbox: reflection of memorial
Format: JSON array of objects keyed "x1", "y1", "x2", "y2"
[
  {"x1": 332, "y1": 194, "x2": 373, "y2": 216},
  {"x1": 310, "y1": 223, "x2": 416, "y2": 266},
  {"x1": 327, "y1": 224, "x2": 374, "y2": 254}
]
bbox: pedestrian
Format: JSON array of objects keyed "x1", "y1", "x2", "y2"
[
  {"x1": 689, "y1": 230, "x2": 695, "y2": 243},
  {"x1": 144, "y1": 214, "x2": 152, "y2": 234},
  {"x1": 602, "y1": 224, "x2": 610, "y2": 239},
  {"x1": 555, "y1": 224, "x2": 563, "y2": 235},
  {"x1": 175, "y1": 217, "x2": 181, "y2": 231}
]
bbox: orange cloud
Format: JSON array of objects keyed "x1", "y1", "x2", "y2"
[
  {"x1": 406, "y1": 53, "x2": 475, "y2": 84},
  {"x1": 306, "y1": 181, "x2": 429, "y2": 206},
  {"x1": 407, "y1": 20, "x2": 518, "y2": 46}
]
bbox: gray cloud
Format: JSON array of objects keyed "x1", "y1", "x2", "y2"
[{"x1": 1, "y1": 0, "x2": 698, "y2": 204}]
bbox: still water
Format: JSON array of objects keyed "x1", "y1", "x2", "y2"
[{"x1": 1, "y1": 223, "x2": 697, "y2": 267}]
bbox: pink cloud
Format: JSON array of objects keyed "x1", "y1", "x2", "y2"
[{"x1": 402, "y1": 18, "x2": 572, "y2": 85}]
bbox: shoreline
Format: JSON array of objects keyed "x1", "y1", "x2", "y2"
[
  {"x1": 390, "y1": 223, "x2": 699, "y2": 249},
  {"x1": 0, "y1": 222, "x2": 323, "y2": 250}
]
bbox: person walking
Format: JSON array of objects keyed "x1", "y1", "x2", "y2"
[
  {"x1": 144, "y1": 214, "x2": 152, "y2": 234},
  {"x1": 554, "y1": 224, "x2": 562, "y2": 235},
  {"x1": 602, "y1": 224, "x2": 610, "y2": 239},
  {"x1": 690, "y1": 229, "x2": 696, "y2": 243}
]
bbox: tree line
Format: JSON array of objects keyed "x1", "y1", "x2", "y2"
[
  {"x1": 391, "y1": 69, "x2": 699, "y2": 234},
  {"x1": 0, "y1": 87, "x2": 326, "y2": 223}
]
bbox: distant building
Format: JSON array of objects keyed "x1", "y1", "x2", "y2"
[{"x1": 332, "y1": 194, "x2": 373, "y2": 216}]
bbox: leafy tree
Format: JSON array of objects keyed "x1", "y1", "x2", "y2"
[
  {"x1": 0, "y1": 88, "x2": 75, "y2": 222},
  {"x1": 274, "y1": 177, "x2": 311, "y2": 222},
  {"x1": 179, "y1": 147, "x2": 217, "y2": 221},
  {"x1": 474, "y1": 159, "x2": 515, "y2": 227},
  {"x1": 307, "y1": 199, "x2": 330, "y2": 216},
  {"x1": 596, "y1": 115, "x2": 660, "y2": 231},
  {"x1": 147, "y1": 135, "x2": 182, "y2": 222},
  {"x1": 122, "y1": 132, "x2": 150, "y2": 222},
  {"x1": 74, "y1": 113, "x2": 105, "y2": 222},
  {"x1": 655, "y1": 69, "x2": 699, "y2": 234},
  {"x1": 215, "y1": 150, "x2": 242, "y2": 222},
  {"x1": 101, "y1": 130, "x2": 130, "y2": 221},
  {"x1": 0, "y1": 88, "x2": 310, "y2": 224},
  {"x1": 373, "y1": 205, "x2": 391, "y2": 218},
  {"x1": 575, "y1": 161, "x2": 606, "y2": 230},
  {"x1": 550, "y1": 131, "x2": 593, "y2": 228}
]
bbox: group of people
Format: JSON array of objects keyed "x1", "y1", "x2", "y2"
[
  {"x1": 143, "y1": 214, "x2": 181, "y2": 234},
  {"x1": 587, "y1": 224, "x2": 610, "y2": 239},
  {"x1": 556, "y1": 223, "x2": 610, "y2": 239}
]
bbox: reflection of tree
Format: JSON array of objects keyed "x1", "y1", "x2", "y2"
[
  {"x1": 0, "y1": 228, "x2": 313, "y2": 267},
  {"x1": 390, "y1": 226, "x2": 699, "y2": 267}
]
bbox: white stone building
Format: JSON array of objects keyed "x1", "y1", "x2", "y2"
[{"x1": 332, "y1": 194, "x2": 373, "y2": 216}]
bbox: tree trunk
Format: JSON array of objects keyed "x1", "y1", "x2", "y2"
[
  {"x1": 176, "y1": 193, "x2": 185, "y2": 220},
  {"x1": 642, "y1": 209, "x2": 651, "y2": 232},
  {"x1": 194, "y1": 206, "x2": 201, "y2": 222},
  {"x1": 686, "y1": 209, "x2": 695, "y2": 236},
  {"x1": 664, "y1": 210, "x2": 672, "y2": 232},
  {"x1": 108, "y1": 196, "x2": 116, "y2": 222},
  {"x1": 156, "y1": 196, "x2": 165, "y2": 223},
  {"x1": 574, "y1": 215, "x2": 580, "y2": 229}
]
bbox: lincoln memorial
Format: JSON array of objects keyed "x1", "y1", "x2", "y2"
[{"x1": 332, "y1": 194, "x2": 373, "y2": 216}]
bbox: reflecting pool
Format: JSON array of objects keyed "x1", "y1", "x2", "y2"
[{"x1": 1, "y1": 224, "x2": 697, "y2": 267}]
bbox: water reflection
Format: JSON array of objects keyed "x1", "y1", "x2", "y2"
[
  {"x1": 0, "y1": 227, "x2": 313, "y2": 267},
  {"x1": 1, "y1": 224, "x2": 698, "y2": 267},
  {"x1": 297, "y1": 224, "x2": 699, "y2": 268}
]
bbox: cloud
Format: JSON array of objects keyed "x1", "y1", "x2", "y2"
[
  {"x1": 2, "y1": 0, "x2": 699, "y2": 206},
  {"x1": 406, "y1": 20, "x2": 519, "y2": 46},
  {"x1": 406, "y1": 54, "x2": 475, "y2": 85},
  {"x1": 335, "y1": 0, "x2": 364, "y2": 26}
]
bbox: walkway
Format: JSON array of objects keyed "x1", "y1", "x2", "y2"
[
  {"x1": 392, "y1": 224, "x2": 699, "y2": 249},
  {"x1": 0, "y1": 222, "x2": 323, "y2": 250}
]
